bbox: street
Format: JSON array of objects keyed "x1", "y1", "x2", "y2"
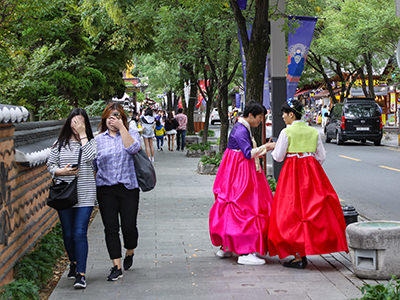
[{"x1": 323, "y1": 140, "x2": 400, "y2": 221}]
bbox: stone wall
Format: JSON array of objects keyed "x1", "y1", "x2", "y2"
[{"x1": 0, "y1": 123, "x2": 57, "y2": 285}]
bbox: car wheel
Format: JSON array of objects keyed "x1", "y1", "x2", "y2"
[
  {"x1": 336, "y1": 132, "x2": 343, "y2": 145},
  {"x1": 361, "y1": 139, "x2": 366, "y2": 144},
  {"x1": 374, "y1": 139, "x2": 381, "y2": 146}
]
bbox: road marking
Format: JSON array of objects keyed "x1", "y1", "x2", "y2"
[
  {"x1": 338, "y1": 155, "x2": 361, "y2": 162},
  {"x1": 378, "y1": 165, "x2": 400, "y2": 172},
  {"x1": 383, "y1": 146, "x2": 400, "y2": 152}
]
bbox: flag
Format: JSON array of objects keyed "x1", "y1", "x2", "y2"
[
  {"x1": 237, "y1": 0, "x2": 247, "y2": 10},
  {"x1": 235, "y1": 93, "x2": 241, "y2": 108},
  {"x1": 238, "y1": 23, "x2": 270, "y2": 109},
  {"x1": 287, "y1": 16, "x2": 317, "y2": 99}
]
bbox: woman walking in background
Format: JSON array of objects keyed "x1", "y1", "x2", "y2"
[
  {"x1": 47, "y1": 108, "x2": 96, "y2": 289},
  {"x1": 94, "y1": 103, "x2": 142, "y2": 281},
  {"x1": 141, "y1": 107, "x2": 155, "y2": 162},
  {"x1": 209, "y1": 101, "x2": 275, "y2": 265},
  {"x1": 268, "y1": 99, "x2": 348, "y2": 269},
  {"x1": 164, "y1": 111, "x2": 178, "y2": 151}
]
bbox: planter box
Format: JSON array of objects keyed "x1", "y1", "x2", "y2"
[
  {"x1": 346, "y1": 220, "x2": 400, "y2": 279},
  {"x1": 197, "y1": 160, "x2": 218, "y2": 175}
]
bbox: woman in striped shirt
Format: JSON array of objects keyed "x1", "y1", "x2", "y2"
[{"x1": 47, "y1": 108, "x2": 97, "y2": 289}]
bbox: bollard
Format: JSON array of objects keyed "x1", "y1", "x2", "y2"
[{"x1": 342, "y1": 205, "x2": 359, "y2": 226}]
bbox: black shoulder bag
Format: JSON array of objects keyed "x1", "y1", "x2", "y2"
[
  {"x1": 47, "y1": 149, "x2": 82, "y2": 210},
  {"x1": 133, "y1": 149, "x2": 156, "y2": 192}
]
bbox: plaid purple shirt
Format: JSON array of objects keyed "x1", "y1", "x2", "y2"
[{"x1": 94, "y1": 129, "x2": 141, "y2": 189}]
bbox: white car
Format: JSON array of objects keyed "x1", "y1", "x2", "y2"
[{"x1": 210, "y1": 108, "x2": 220, "y2": 124}]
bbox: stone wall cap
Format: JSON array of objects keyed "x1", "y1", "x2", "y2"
[{"x1": 0, "y1": 104, "x2": 29, "y2": 123}]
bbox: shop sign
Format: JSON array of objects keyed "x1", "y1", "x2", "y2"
[
  {"x1": 353, "y1": 79, "x2": 387, "y2": 87},
  {"x1": 390, "y1": 93, "x2": 397, "y2": 112}
]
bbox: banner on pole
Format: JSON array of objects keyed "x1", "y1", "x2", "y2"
[
  {"x1": 238, "y1": 23, "x2": 270, "y2": 109},
  {"x1": 237, "y1": 0, "x2": 247, "y2": 10},
  {"x1": 235, "y1": 93, "x2": 241, "y2": 108},
  {"x1": 287, "y1": 16, "x2": 317, "y2": 100}
]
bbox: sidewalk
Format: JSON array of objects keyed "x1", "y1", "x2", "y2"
[{"x1": 49, "y1": 149, "x2": 380, "y2": 300}]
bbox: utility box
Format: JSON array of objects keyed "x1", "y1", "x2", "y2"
[{"x1": 346, "y1": 221, "x2": 400, "y2": 279}]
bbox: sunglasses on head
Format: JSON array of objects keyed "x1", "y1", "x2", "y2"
[{"x1": 111, "y1": 112, "x2": 121, "y2": 118}]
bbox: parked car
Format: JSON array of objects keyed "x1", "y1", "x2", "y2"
[
  {"x1": 324, "y1": 98, "x2": 383, "y2": 146},
  {"x1": 210, "y1": 108, "x2": 220, "y2": 125}
]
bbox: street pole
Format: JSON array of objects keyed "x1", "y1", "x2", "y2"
[{"x1": 270, "y1": 0, "x2": 286, "y2": 180}]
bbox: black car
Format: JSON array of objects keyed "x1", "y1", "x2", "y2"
[{"x1": 325, "y1": 98, "x2": 383, "y2": 146}]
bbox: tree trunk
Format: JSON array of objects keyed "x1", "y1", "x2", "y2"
[
  {"x1": 218, "y1": 82, "x2": 230, "y2": 153},
  {"x1": 202, "y1": 95, "x2": 213, "y2": 144},
  {"x1": 187, "y1": 79, "x2": 197, "y2": 135},
  {"x1": 364, "y1": 52, "x2": 375, "y2": 99},
  {"x1": 230, "y1": 0, "x2": 269, "y2": 145},
  {"x1": 167, "y1": 90, "x2": 172, "y2": 111}
]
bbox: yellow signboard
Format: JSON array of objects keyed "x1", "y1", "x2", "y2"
[{"x1": 390, "y1": 93, "x2": 396, "y2": 112}]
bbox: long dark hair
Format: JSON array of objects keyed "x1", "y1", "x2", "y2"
[{"x1": 56, "y1": 108, "x2": 94, "y2": 151}]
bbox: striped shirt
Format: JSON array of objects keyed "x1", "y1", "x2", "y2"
[
  {"x1": 47, "y1": 139, "x2": 97, "y2": 207},
  {"x1": 93, "y1": 129, "x2": 141, "y2": 190}
]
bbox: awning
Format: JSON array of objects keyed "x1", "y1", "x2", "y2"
[
  {"x1": 350, "y1": 86, "x2": 388, "y2": 96},
  {"x1": 294, "y1": 88, "x2": 313, "y2": 97},
  {"x1": 313, "y1": 88, "x2": 341, "y2": 99}
]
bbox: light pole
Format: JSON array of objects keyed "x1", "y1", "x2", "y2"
[{"x1": 270, "y1": 0, "x2": 286, "y2": 180}]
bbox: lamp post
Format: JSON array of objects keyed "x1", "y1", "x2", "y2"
[{"x1": 270, "y1": 0, "x2": 286, "y2": 180}]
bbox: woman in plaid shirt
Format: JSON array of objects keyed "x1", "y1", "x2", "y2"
[{"x1": 94, "y1": 103, "x2": 141, "y2": 281}]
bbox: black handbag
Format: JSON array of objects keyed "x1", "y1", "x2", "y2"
[
  {"x1": 133, "y1": 149, "x2": 156, "y2": 192},
  {"x1": 47, "y1": 149, "x2": 82, "y2": 210}
]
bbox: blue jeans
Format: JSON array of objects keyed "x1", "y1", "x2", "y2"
[
  {"x1": 156, "y1": 136, "x2": 164, "y2": 149},
  {"x1": 58, "y1": 206, "x2": 93, "y2": 274},
  {"x1": 176, "y1": 130, "x2": 186, "y2": 150}
]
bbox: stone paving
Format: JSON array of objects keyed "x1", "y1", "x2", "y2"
[{"x1": 49, "y1": 146, "x2": 371, "y2": 300}]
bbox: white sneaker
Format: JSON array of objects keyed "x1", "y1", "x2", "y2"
[
  {"x1": 151, "y1": 157, "x2": 155, "y2": 163},
  {"x1": 216, "y1": 249, "x2": 233, "y2": 258},
  {"x1": 237, "y1": 253, "x2": 265, "y2": 265}
]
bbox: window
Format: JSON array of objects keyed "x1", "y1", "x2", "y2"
[{"x1": 344, "y1": 104, "x2": 380, "y2": 118}]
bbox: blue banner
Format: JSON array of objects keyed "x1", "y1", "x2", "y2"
[
  {"x1": 238, "y1": 23, "x2": 270, "y2": 109},
  {"x1": 287, "y1": 16, "x2": 317, "y2": 99},
  {"x1": 235, "y1": 93, "x2": 241, "y2": 108},
  {"x1": 237, "y1": 0, "x2": 247, "y2": 10}
]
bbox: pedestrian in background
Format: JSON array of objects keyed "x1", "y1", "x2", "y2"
[
  {"x1": 268, "y1": 99, "x2": 348, "y2": 269},
  {"x1": 154, "y1": 119, "x2": 166, "y2": 151},
  {"x1": 175, "y1": 108, "x2": 187, "y2": 151},
  {"x1": 209, "y1": 101, "x2": 275, "y2": 265},
  {"x1": 165, "y1": 111, "x2": 178, "y2": 151},
  {"x1": 94, "y1": 103, "x2": 142, "y2": 281},
  {"x1": 321, "y1": 105, "x2": 329, "y2": 130},
  {"x1": 141, "y1": 107, "x2": 155, "y2": 162},
  {"x1": 47, "y1": 108, "x2": 96, "y2": 289}
]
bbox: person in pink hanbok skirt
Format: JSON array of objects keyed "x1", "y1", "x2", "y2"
[{"x1": 209, "y1": 101, "x2": 275, "y2": 265}]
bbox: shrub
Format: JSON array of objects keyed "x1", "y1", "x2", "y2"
[
  {"x1": 0, "y1": 223, "x2": 64, "y2": 300},
  {"x1": 198, "y1": 129, "x2": 215, "y2": 137},
  {"x1": 200, "y1": 152, "x2": 223, "y2": 167},
  {"x1": 267, "y1": 176, "x2": 277, "y2": 192},
  {"x1": 360, "y1": 276, "x2": 400, "y2": 299},
  {"x1": 0, "y1": 279, "x2": 40, "y2": 300},
  {"x1": 188, "y1": 142, "x2": 211, "y2": 152}
]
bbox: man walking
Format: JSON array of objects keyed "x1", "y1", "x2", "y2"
[{"x1": 175, "y1": 108, "x2": 187, "y2": 151}]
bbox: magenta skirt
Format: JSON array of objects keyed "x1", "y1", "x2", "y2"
[{"x1": 209, "y1": 149, "x2": 273, "y2": 255}]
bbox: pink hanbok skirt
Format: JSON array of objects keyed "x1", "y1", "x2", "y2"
[{"x1": 209, "y1": 149, "x2": 273, "y2": 255}]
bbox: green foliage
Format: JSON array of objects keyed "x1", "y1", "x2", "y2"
[
  {"x1": 0, "y1": 223, "x2": 65, "y2": 299},
  {"x1": 198, "y1": 129, "x2": 215, "y2": 137},
  {"x1": 0, "y1": 279, "x2": 40, "y2": 300},
  {"x1": 200, "y1": 152, "x2": 223, "y2": 167},
  {"x1": 85, "y1": 99, "x2": 107, "y2": 116},
  {"x1": 37, "y1": 96, "x2": 74, "y2": 120},
  {"x1": 188, "y1": 142, "x2": 211, "y2": 151},
  {"x1": 360, "y1": 276, "x2": 400, "y2": 299},
  {"x1": 267, "y1": 176, "x2": 277, "y2": 193}
]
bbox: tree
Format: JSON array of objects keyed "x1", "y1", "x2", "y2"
[{"x1": 229, "y1": 0, "x2": 269, "y2": 144}]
